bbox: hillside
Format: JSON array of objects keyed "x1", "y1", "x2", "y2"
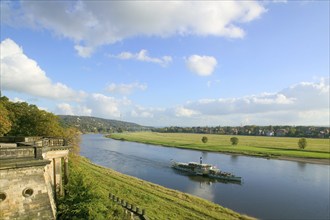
[{"x1": 58, "y1": 115, "x2": 151, "y2": 133}]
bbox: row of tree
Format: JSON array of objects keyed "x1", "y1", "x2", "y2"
[
  {"x1": 152, "y1": 125, "x2": 329, "y2": 138},
  {"x1": 0, "y1": 96, "x2": 78, "y2": 141}
]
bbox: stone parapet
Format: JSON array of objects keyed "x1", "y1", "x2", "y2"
[{"x1": 0, "y1": 136, "x2": 71, "y2": 219}]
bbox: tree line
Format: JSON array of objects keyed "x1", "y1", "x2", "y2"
[
  {"x1": 152, "y1": 125, "x2": 329, "y2": 138},
  {"x1": 0, "y1": 96, "x2": 78, "y2": 142}
]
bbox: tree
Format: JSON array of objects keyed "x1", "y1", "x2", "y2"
[
  {"x1": 1, "y1": 97, "x2": 64, "y2": 137},
  {"x1": 201, "y1": 136, "x2": 208, "y2": 143},
  {"x1": 230, "y1": 137, "x2": 239, "y2": 146},
  {"x1": 298, "y1": 138, "x2": 307, "y2": 149},
  {"x1": 57, "y1": 168, "x2": 109, "y2": 220},
  {"x1": 0, "y1": 103, "x2": 12, "y2": 136}
]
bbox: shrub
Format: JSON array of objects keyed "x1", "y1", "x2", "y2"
[
  {"x1": 201, "y1": 136, "x2": 208, "y2": 143},
  {"x1": 230, "y1": 137, "x2": 239, "y2": 146},
  {"x1": 298, "y1": 138, "x2": 307, "y2": 149}
]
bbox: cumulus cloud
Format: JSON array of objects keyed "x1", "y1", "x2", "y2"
[
  {"x1": 56, "y1": 103, "x2": 92, "y2": 116},
  {"x1": 2, "y1": 1, "x2": 266, "y2": 56},
  {"x1": 50, "y1": 79, "x2": 328, "y2": 126},
  {"x1": 167, "y1": 79, "x2": 329, "y2": 125},
  {"x1": 86, "y1": 93, "x2": 131, "y2": 118},
  {"x1": 130, "y1": 106, "x2": 155, "y2": 118},
  {"x1": 0, "y1": 38, "x2": 86, "y2": 101},
  {"x1": 109, "y1": 50, "x2": 172, "y2": 67},
  {"x1": 105, "y1": 82, "x2": 147, "y2": 95},
  {"x1": 186, "y1": 55, "x2": 218, "y2": 76},
  {"x1": 175, "y1": 106, "x2": 200, "y2": 117}
]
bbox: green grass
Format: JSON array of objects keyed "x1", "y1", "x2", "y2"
[
  {"x1": 71, "y1": 155, "x2": 254, "y2": 220},
  {"x1": 109, "y1": 132, "x2": 330, "y2": 160}
]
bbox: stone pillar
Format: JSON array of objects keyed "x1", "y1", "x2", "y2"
[
  {"x1": 63, "y1": 157, "x2": 69, "y2": 186},
  {"x1": 57, "y1": 158, "x2": 63, "y2": 196},
  {"x1": 52, "y1": 158, "x2": 57, "y2": 201}
]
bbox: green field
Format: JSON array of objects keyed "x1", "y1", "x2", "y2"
[
  {"x1": 109, "y1": 132, "x2": 330, "y2": 161},
  {"x1": 70, "y1": 155, "x2": 254, "y2": 220}
]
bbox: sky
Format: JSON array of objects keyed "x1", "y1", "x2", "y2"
[{"x1": 0, "y1": 0, "x2": 329, "y2": 127}]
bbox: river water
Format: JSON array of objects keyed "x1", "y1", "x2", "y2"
[{"x1": 80, "y1": 134, "x2": 329, "y2": 219}]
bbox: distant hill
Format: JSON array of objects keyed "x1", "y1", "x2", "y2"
[{"x1": 58, "y1": 115, "x2": 151, "y2": 133}]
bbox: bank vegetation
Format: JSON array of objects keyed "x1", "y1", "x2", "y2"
[{"x1": 109, "y1": 132, "x2": 330, "y2": 164}]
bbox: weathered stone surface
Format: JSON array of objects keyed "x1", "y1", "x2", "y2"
[
  {"x1": 0, "y1": 137, "x2": 71, "y2": 220},
  {"x1": 0, "y1": 166, "x2": 54, "y2": 219}
]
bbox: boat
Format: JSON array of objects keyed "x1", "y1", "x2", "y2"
[{"x1": 171, "y1": 157, "x2": 242, "y2": 182}]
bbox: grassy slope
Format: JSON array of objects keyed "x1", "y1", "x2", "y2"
[
  {"x1": 109, "y1": 132, "x2": 330, "y2": 160},
  {"x1": 74, "y1": 155, "x2": 254, "y2": 220}
]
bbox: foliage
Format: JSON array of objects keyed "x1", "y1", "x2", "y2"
[
  {"x1": 152, "y1": 125, "x2": 330, "y2": 139},
  {"x1": 0, "y1": 103, "x2": 12, "y2": 136},
  {"x1": 109, "y1": 132, "x2": 330, "y2": 160},
  {"x1": 201, "y1": 136, "x2": 208, "y2": 143},
  {"x1": 298, "y1": 138, "x2": 307, "y2": 149},
  {"x1": 230, "y1": 137, "x2": 239, "y2": 146},
  {"x1": 63, "y1": 127, "x2": 81, "y2": 155},
  {"x1": 58, "y1": 115, "x2": 151, "y2": 133},
  {"x1": 0, "y1": 96, "x2": 64, "y2": 137},
  {"x1": 57, "y1": 163, "x2": 111, "y2": 220}
]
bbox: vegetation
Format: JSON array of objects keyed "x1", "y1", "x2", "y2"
[
  {"x1": 298, "y1": 138, "x2": 307, "y2": 149},
  {"x1": 0, "y1": 102, "x2": 12, "y2": 135},
  {"x1": 109, "y1": 132, "x2": 330, "y2": 161},
  {"x1": 60, "y1": 155, "x2": 254, "y2": 220},
  {"x1": 201, "y1": 136, "x2": 208, "y2": 143},
  {"x1": 0, "y1": 96, "x2": 66, "y2": 137},
  {"x1": 230, "y1": 137, "x2": 239, "y2": 146},
  {"x1": 58, "y1": 115, "x2": 151, "y2": 133},
  {"x1": 152, "y1": 125, "x2": 330, "y2": 138},
  {"x1": 57, "y1": 156, "x2": 125, "y2": 220}
]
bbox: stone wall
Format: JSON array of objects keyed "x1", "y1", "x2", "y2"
[
  {"x1": 0, "y1": 137, "x2": 71, "y2": 220},
  {"x1": 0, "y1": 166, "x2": 54, "y2": 220}
]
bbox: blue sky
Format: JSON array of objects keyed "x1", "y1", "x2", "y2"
[{"x1": 1, "y1": 1, "x2": 329, "y2": 126}]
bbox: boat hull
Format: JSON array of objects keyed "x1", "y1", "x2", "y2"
[{"x1": 171, "y1": 162, "x2": 242, "y2": 182}]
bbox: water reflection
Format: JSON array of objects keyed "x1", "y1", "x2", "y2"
[
  {"x1": 230, "y1": 155, "x2": 238, "y2": 163},
  {"x1": 297, "y1": 161, "x2": 307, "y2": 171}
]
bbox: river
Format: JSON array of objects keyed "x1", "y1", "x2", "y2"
[{"x1": 80, "y1": 134, "x2": 329, "y2": 219}]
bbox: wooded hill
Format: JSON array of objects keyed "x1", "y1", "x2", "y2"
[{"x1": 58, "y1": 115, "x2": 151, "y2": 133}]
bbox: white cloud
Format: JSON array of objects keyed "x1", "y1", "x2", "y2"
[
  {"x1": 56, "y1": 103, "x2": 92, "y2": 116},
  {"x1": 49, "y1": 79, "x2": 328, "y2": 126},
  {"x1": 2, "y1": 1, "x2": 266, "y2": 56},
  {"x1": 175, "y1": 106, "x2": 200, "y2": 117},
  {"x1": 168, "y1": 79, "x2": 329, "y2": 126},
  {"x1": 130, "y1": 106, "x2": 154, "y2": 118},
  {"x1": 186, "y1": 55, "x2": 218, "y2": 76},
  {"x1": 74, "y1": 45, "x2": 94, "y2": 58},
  {"x1": 86, "y1": 93, "x2": 131, "y2": 118},
  {"x1": 110, "y1": 50, "x2": 172, "y2": 67},
  {"x1": 0, "y1": 38, "x2": 86, "y2": 101},
  {"x1": 105, "y1": 82, "x2": 147, "y2": 95}
]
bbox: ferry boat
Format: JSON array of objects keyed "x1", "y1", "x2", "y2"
[{"x1": 171, "y1": 157, "x2": 242, "y2": 182}]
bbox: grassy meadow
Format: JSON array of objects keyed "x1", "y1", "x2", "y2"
[
  {"x1": 109, "y1": 132, "x2": 330, "y2": 161},
  {"x1": 70, "y1": 155, "x2": 254, "y2": 220}
]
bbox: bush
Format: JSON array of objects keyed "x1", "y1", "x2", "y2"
[
  {"x1": 230, "y1": 137, "x2": 239, "y2": 146},
  {"x1": 201, "y1": 136, "x2": 208, "y2": 143},
  {"x1": 298, "y1": 138, "x2": 307, "y2": 149},
  {"x1": 56, "y1": 158, "x2": 126, "y2": 220}
]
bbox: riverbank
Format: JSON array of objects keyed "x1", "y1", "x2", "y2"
[
  {"x1": 71, "y1": 155, "x2": 254, "y2": 220},
  {"x1": 108, "y1": 132, "x2": 330, "y2": 165}
]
